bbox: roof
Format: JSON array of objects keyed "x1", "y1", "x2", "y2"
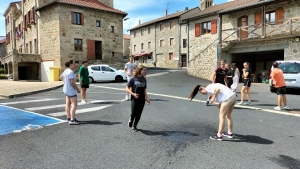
[
  {"x1": 36, "y1": 0, "x2": 127, "y2": 16},
  {"x1": 123, "y1": 34, "x2": 130, "y2": 39},
  {"x1": 0, "y1": 37, "x2": 6, "y2": 44},
  {"x1": 3, "y1": 1, "x2": 22, "y2": 16},
  {"x1": 188, "y1": 0, "x2": 272, "y2": 19},
  {"x1": 129, "y1": 10, "x2": 188, "y2": 31}
]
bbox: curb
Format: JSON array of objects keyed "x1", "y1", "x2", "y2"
[{"x1": 0, "y1": 84, "x2": 63, "y2": 99}]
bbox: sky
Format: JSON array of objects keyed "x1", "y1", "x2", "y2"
[{"x1": 0, "y1": 0, "x2": 229, "y2": 36}]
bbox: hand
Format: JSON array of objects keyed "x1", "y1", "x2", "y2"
[
  {"x1": 146, "y1": 98, "x2": 150, "y2": 105},
  {"x1": 77, "y1": 89, "x2": 81, "y2": 93},
  {"x1": 218, "y1": 103, "x2": 221, "y2": 109},
  {"x1": 132, "y1": 93, "x2": 139, "y2": 99},
  {"x1": 210, "y1": 97, "x2": 215, "y2": 104}
]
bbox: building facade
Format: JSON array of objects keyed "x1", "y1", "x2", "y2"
[{"x1": 1, "y1": 0, "x2": 127, "y2": 81}]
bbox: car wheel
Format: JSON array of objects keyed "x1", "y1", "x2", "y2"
[
  {"x1": 89, "y1": 77, "x2": 94, "y2": 83},
  {"x1": 115, "y1": 75, "x2": 123, "y2": 83},
  {"x1": 270, "y1": 86, "x2": 276, "y2": 93}
]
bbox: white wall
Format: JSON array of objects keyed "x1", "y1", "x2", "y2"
[{"x1": 41, "y1": 61, "x2": 54, "y2": 82}]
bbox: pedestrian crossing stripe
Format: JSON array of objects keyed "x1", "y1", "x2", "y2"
[
  {"x1": 47, "y1": 105, "x2": 112, "y2": 117},
  {"x1": 0, "y1": 99, "x2": 57, "y2": 105}
]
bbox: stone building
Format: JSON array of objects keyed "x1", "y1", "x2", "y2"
[
  {"x1": 123, "y1": 34, "x2": 130, "y2": 57},
  {"x1": 186, "y1": 0, "x2": 300, "y2": 81},
  {"x1": 1, "y1": 0, "x2": 127, "y2": 81},
  {"x1": 129, "y1": 7, "x2": 200, "y2": 68},
  {"x1": 0, "y1": 37, "x2": 6, "y2": 61}
]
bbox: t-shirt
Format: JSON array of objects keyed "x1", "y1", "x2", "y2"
[
  {"x1": 227, "y1": 69, "x2": 234, "y2": 83},
  {"x1": 78, "y1": 66, "x2": 89, "y2": 85},
  {"x1": 214, "y1": 67, "x2": 228, "y2": 85},
  {"x1": 60, "y1": 68, "x2": 77, "y2": 96},
  {"x1": 206, "y1": 83, "x2": 235, "y2": 103},
  {"x1": 125, "y1": 62, "x2": 136, "y2": 77},
  {"x1": 243, "y1": 68, "x2": 251, "y2": 78},
  {"x1": 127, "y1": 76, "x2": 147, "y2": 100},
  {"x1": 270, "y1": 68, "x2": 286, "y2": 88}
]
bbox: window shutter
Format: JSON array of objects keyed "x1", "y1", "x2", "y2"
[
  {"x1": 254, "y1": 12, "x2": 262, "y2": 28},
  {"x1": 195, "y1": 23, "x2": 200, "y2": 37},
  {"x1": 211, "y1": 19, "x2": 217, "y2": 34},
  {"x1": 81, "y1": 13, "x2": 84, "y2": 25},
  {"x1": 87, "y1": 39, "x2": 95, "y2": 60},
  {"x1": 71, "y1": 12, "x2": 74, "y2": 24},
  {"x1": 32, "y1": 7, "x2": 35, "y2": 21},
  {"x1": 25, "y1": 14, "x2": 27, "y2": 26},
  {"x1": 275, "y1": 7, "x2": 284, "y2": 25}
]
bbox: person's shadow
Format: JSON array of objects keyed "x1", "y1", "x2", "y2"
[
  {"x1": 138, "y1": 129, "x2": 198, "y2": 137},
  {"x1": 223, "y1": 134, "x2": 273, "y2": 144},
  {"x1": 79, "y1": 120, "x2": 122, "y2": 125}
]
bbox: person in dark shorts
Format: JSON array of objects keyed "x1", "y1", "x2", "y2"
[
  {"x1": 206, "y1": 59, "x2": 228, "y2": 106},
  {"x1": 126, "y1": 65, "x2": 150, "y2": 132},
  {"x1": 225, "y1": 63, "x2": 234, "y2": 90},
  {"x1": 78, "y1": 61, "x2": 89, "y2": 104},
  {"x1": 270, "y1": 61, "x2": 289, "y2": 110},
  {"x1": 237, "y1": 62, "x2": 252, "y2": 105}
]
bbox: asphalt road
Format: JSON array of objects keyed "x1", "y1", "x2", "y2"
[{"x1": 0, "y1": 68, "x2": 300, "y2": 169}]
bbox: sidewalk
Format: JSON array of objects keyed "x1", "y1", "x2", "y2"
[{"x1": 0, "y1": 80, "x2": 63, "y2": 99}]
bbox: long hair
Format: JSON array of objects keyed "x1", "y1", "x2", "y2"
[
  {"x1": 134, "y1": 65, "x2": 146, "y2": 77},
  {"x1": 188, "y1": 85, "x2": 201, "y2": 101}
]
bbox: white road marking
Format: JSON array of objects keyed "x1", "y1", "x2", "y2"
[
  {"x1": 0, "y1": 99, "x2": 57, "y2": 105},
  {"x1": 90, "y1": 85, "x2": 300, "y2": 118},
  {"x1": 146, "y1": 72, "x2": 169, "y2": 77},
  {"x1": 48, "y1": 105, "x2": 112, "y2": 117}
]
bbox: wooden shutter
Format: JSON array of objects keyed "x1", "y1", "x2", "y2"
[
  {"x1": 254, "y1": 12, "x2": 262, "y2": 28},
  {"x1": 81, "y1": 13, "x2": 84, "y2": 25},
  {"x1": 87, "y1": 39, "x2": 95, "y2": 60},
  {"x1": 32, "y1": 7, "x2": 35, "y2": 21},
  {"x1": 195, "y1": 23, "x2": 201, "y2": 37},
  {"x1": 211, "y1": 19, "x2": 217, "y2": 34},
  {"x1": 276, "y1": 7, "x2": 284, "y2": 25},
  {"x1": 71, "y1": 12, "x2": 74, "y2": 24},
  {"x1": 24, "y1": 14, "x2": 27, "y2": 25}
]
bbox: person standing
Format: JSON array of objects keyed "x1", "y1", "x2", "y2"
[
  {"x1": 206, "y1": 59, "x2": 228, "y2": 106},
  {"x1": 225, "y1": 64, "x2": 234, "y2": 90},
  {"x1": 60, "y1": 60, "x2": 81, "y2": 125},
  {"x1": 78, "y1": 61, "x2": 89, "y2": 104},
  {"x1": 231, "y1": 63, "x2": 240, "y2": 94},
  {"x1": 188, "y1": 83, "x2": 236, "y2": 141},
  {"x1": 126, "y1": 65, "x2": 150, "y2": 132},
  {"x1": 124, "y1": 55, "x2": 136, "y2": 100},
  {"x1": 270, "y1": 61, "x2": 289, "y2": 110},
  {"x1": 237, "y1": 62, "x2": 252, "y2": 105}
]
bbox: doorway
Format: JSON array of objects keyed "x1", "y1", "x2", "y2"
[
  {"x1": 238, "y1": 15, "x2": 248, "y2": 38},
  {"x1": 181, "y1": 54, "x2": 187, "y2": 67},
  {"x1": 95, "y1": 41, "x2": 102, "y2": 60}
]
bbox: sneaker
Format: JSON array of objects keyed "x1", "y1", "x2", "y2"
[
  {"x1": 66, "y1": 118, "x2": 71, "y2": 123},
  {"x1": 283, "y1": 106, "x2": 290, "y2": 110},
  {"x1": 237, "y1": 102, "x2": 244, "y2": 105},
  {"x1": 84, "y1": 99, "x2": 88, "y2": 104},
  {"x1": 206, "y1": 100, "x2": 209, "y2": 106},
  {"x1": 274, "y1": 106, "x2": 281, "y2": 110},
  {"x1": 69, "y1": 120, "x2": 79, "y2": 125},
  {"x1": 74, "y1": 118, "x2": 80, "y2": 123},
  {"x1": 222, "y1": 132, "x2": 234, "y2": 138},
  {"x1": 210, "y1": 135, "x2": 222, "y2": 141},
  {"x1": 125, "y1": 95, "x2": 129, "y2": 100},
  {"x1": 132, "y1": 126, "x2": 138, "y2": 132},
  {"x1": 128, "y1": 118, "x2": 133, "y2": 128},
  {"x1": 244, "y1": 102, "x2": 251, "y2": 105},
  {"x1": 81, "y1": 100, "x2": 86, "y2": 104}
]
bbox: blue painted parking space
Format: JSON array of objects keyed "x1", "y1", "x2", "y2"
[{"x1": 0, "y1": 105, "x2": 63, "y2": 136}]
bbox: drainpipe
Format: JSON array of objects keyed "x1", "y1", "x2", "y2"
[
  {"x1": 217, "y1": 13, "x2": 222, "y2": 68},
  {"x1": 35, "y1": 0, "x2": 38, "y2": 54},
  {"x1": 22, "y1": 0, "x2": 25, "y2": 53}
]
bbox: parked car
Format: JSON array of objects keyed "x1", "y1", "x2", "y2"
[
  {"x1": 88, "y1": 64, "x2": 127, "y2": 83},
  {"x1": 5, "y1": 74, "x2": 13, "y2": 79},
  {"x1": 269, "y1": 60, "x2": 300, "y2": 92}
]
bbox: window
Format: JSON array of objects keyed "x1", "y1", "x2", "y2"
[
  {"x1": 27, "y1": 11, "x2": 31, "y2": 24},
  {"x1": 160, "y1": 40, "x2": 164, "y2": 47},
  {"x1": 111, "y1": 26, "x2": 114, "y2": 32},
  {"x1": 160, "y1": 24, "x2": 164, "y2": 31},
  {"x1": 74, "y1": 39, "x2": 82, "y2": 51},
  {"x1": 32, "y1": 7, "x2": 35, "y2": 21},
  {"x1": 141, "y1": 43, "x2": 144, "y2": 50},
  {"x1": 278, "y1": 63, "x2": 300, "y2": 74},
  {"x1": 34, "y1": 39, "x2": 36, "y2": 54},
  {"x1": 170, "y1": 21, "x2": 174, "y2": 29},
  {"x1": 169, "y1": 53, "x2": 173, "y2": 60},
  {"x1": 112, "y1": 52, "x2": 115, "y2": 57},
  {"x1": 30, "y1": 41, "x2": 32, "y2": 53},
  {"x1": 170, "y1": 38, "x2": 174, "y2": 46},
  {"x1": 91, "y1": 66, "x2": 100, "y2": 71},
  {"x1": 183, "y1": 39, "x2": 187, "y2": 48},
  {"x1": 96, "y1": 20, "x2": 101, "y2": 27},
  {"x1": 266, "y1": 11, "x2": 276, "y2": 23},
  {"x1": 101, "y1": 66, "x2": 113, "y2": 72},
  {"x1": 73, "y1": 12, "x2": 81, "y2": 25},
  {"x1": 141, "y1": 29, "x2": 144, "y2": 36},
  {"x1": 26, "y1": 43, "x2": 28, "y2": 53},
  {"x1": 134, "y1": 45, "x2": 136, "y2": 51},
  {"x1": 148, "y1": 42, "x2": 151, "y2": 49},
  {"x1": 202, "y1": 21, "x2": 211, "y2": 34},
  {"x1": 148, "y1": 27, "x2": 151, "y2": 34}
]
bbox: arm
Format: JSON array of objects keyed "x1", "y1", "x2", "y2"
[
  {"x1": 210, "y1": 87, "x2": 220, "y2": 104},
  {"x1": 224, "y1": 76, "x2": 228, "y2": 86},
  {"x1": 212, "y1": 72, "x2": 216, "y2": 83},
  {"x1": 126, "y1": 85, "x2": 139, "y2": 99},
  {"x1": 244, "y1": 71, "x2": 249, "y2": 78},
  {"x1": 144, "y1": 89, "x2": 150, "y2": 105},
  {"x1": 70, "y1": 78, "x2": 80, "y2": 93}
]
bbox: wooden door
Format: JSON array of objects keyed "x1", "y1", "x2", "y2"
[{"x1": 238, "y1": 16, "x2": 248, "y2": 38}]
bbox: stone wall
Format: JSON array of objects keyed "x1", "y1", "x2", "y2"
[
  {"x1": 99, "y1": 0, "x2": 114, "y2": 8},
  {"x1": 285, "y1": 40, "x2": 300, "y2": 60},
  {"x1": 0, "y1": 44, "x2": 6, "y2": 59},
  {"x1": 123, "y1": 38, "x2": 130, "y2": 56}
]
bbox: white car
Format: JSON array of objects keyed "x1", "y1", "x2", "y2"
[{"x1": 88, "y1": 64, "x2": 127, "y2": 83}]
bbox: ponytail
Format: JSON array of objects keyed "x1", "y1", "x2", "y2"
[{"x1": 188, "y1": 85, "x2": 201, "y2": 101}]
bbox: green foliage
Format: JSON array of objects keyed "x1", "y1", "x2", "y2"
[
  {"x1": 0, "y1": 74, "x2": 6, "y2": 79},
  {"x1": 0, "y1": 68, "x2": 6, "y2": 74}
]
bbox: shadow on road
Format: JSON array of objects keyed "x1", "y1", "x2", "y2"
[
  {"x1": 79, "y1": 120, "x2": 122, "y2": 125},
  {"x1": 138, "y1": 129, "x2": 198, "y2": 137},
  {"x1": 223, "y1": 134, "x2": 273, "y2": 144},
  {"x1": 269, "y1": 155, "x2": 300, "y2": 169},
  {"x1": 149, "y1": 99, "x2": 169, "y2": 102},
  {"x1": 92, "y1": 102, "x2": 120, "y2": 105}
]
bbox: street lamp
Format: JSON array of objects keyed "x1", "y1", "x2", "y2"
[{"x1": 124, "y1": 18, "x2": 129, "y2": 21}]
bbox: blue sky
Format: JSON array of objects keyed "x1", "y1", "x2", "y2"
[{"x1": 0, "y1": 0, "x2": 229, "y2": 36}]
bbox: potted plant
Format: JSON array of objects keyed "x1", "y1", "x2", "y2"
[
  {"x1": 26, "y1": 23, "x2": 31, "y2": 28},
  {"x1": 30, "y1": 20, "x2": 35, "y2": 25}
]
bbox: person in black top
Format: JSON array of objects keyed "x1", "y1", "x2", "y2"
[
  {"x1": 237, "y1": 62, "x2": 252, "y2": 105},
  {"x1": 225, "y1": 63, "x2": 234, "y2": 89},
  {"x1": 126, "y1": 65, "x2": 150, "y2": 132}
]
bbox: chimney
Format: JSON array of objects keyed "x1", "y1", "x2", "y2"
[
  {"x1": 200, "y1": 0, "x2": 213, "y2": 11},
  {"x1": 185, "y1": 7, "x2": 188, "y2": 11},
  {"x1": 165, "y1": 10, "x2": 168, "y2": 17},
  {"x1": 138, "y1": 19, "x2": 141, "y2": 25}
]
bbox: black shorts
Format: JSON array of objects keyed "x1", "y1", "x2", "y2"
[
  {"x1": 81, "y1": 84, "x2": 89, "y2": 88},
  {"x1": 65, "y1": 94, "x2": 77, "y2": 98},
  {"x1": 276, "y1": 86, "x2": 287, "y2": 95},
  {"x1": 243, "y1": 79, "x2": 251, "y2": 87}
]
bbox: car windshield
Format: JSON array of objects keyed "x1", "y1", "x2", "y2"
[{"x1": 278, "y1": 62, "x2": 300, "y2": 74}]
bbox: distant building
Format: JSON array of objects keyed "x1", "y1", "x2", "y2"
[{"x1": 123, "y1": 34, "x2": 130, "y2": 58}]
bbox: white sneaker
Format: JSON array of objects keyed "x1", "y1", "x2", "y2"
[
  {"x1": 283, "y1": 106, "x2": 290, "y2": 110},
  {"x1": 84, "y1": 99, "x2": 88, "y2": 104},
  {"x1": 81, "y1": 100, "x2": 86, "y2": 104},
  {"x1": 125, "y1": 95, "x2": 129, "y2": 100},
  {"x1": 274, "y1": 106, "x2": 281, "y2": 110}
]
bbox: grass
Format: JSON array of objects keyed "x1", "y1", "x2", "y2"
[{"x1": 0, "y1": 74, "x2": 7, "y2": 79}]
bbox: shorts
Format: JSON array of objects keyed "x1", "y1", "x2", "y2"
[
  {"x1": 276, "y1": 86, "x2": 287, "y2": 95},
  {"x1": 81, "y1": 84, "x2": 89, "y2": 88},
  {"x1": 65, "y1": 94, "x2": 77, "y2": 98},
  {"x1": 243, "y1": 79, "x2": 251, "y2": 87},
  {"x1": 222, "y1": 95, "x2": 237, "y2": 107}
]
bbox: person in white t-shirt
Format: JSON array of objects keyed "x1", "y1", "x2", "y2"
[
  {"x1": 188, "y1": 83, "x2": 236, "y2": 141},
  {"x1": 60, "y1": 60, "x2": 81, "y2": 125},
  {"x1": 124, "y1": 55, "x2": 136, "y2": 100}
]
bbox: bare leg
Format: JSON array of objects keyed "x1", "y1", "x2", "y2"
[
  {"x1": 65, "y1": 96, "x2": 71, "y2": 119},
  {"x1": 226, "y1": 104, "x2": 235, "y2": 133},
  {"x1": 246, "y1": 87, "x2": 251, "y2": 102},
  {"x1": 240, "y1": 86, "x2": 246, "y2": 102},
  {"x1": 277, "y1": 95, "x2": 282, "y2": 107},
  {"x1": 218, "y1": 105, "x2": 230, "y2": 135},
  {"x1": 282, "y1": 95, "x2": 287, "y2": 106},
  {"x1": 82, "y1": 88, "x2": 87, "y2": 100},
  {"x1": 69, "y1": 97, "x2": 78, "y2": 119}
]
